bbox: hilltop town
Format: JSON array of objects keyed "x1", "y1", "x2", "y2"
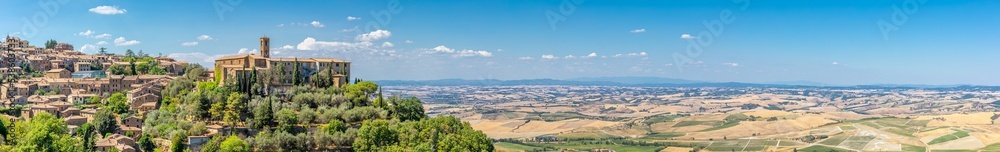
[{"x1": 0, "y1": 36, "x2": 493, "y2": 152}]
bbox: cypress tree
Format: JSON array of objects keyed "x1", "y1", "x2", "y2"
[{"x1": 292, "y1": 58, "x2": 300, "y2": 86}]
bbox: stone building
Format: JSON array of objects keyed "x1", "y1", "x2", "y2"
[{"x1": 214, "y1": 36, "x2": 351, "y2": 91}]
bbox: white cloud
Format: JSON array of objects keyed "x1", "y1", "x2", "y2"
[
  {"x1": 381, "y1": 42, "x2": 394, "y2": 48},
  {"x1": 89, "y1": 6, "x2": 127, "y2": 15},
  {"x1": 197, "y1": 35, "x2": 213, "y2": 40},
  {"x1": 96, "y1": 41, "x2": 108, "y2": 45},
  {"x1": 630, "y1": 29, "x2": 646, "y2": 33},
  {"x1": 79, "y1": 44, "x2": 98, "y2": 53},
  {"x1": 564, "y1": 55, "x2": 576, "y2": 59},
  {"x1": 347, "y1": 16, "x2": 361, "y2": 21},
  {"x1": 519, "y1": 57, "x2": 534, "y2": 60},
  {"x1": 181, "y1": 42, "x2": 199, "y2": 46},
  {"x1": 237, "y1": 48, "x2": 258, "y2": 54},
  {"x1": 404, "y1": 40, "x2": 413, "y2": 44},
  {"x1": 541, "y1": 54, "x2": 558, "y2": 59},
  {"x1": 723, "y1": 62, "x2": 740, "y2": 67},
  {"x1": 76, "y1": 30, "x2": 95, "y2": 37},
  {"x1": 614, "y1": 52, "x2": 648, "y2": 57},
  {"x1": 277, "y1": 24, "x2": 285, "y2": 27},
  {"x1": 296, "y1": 37, "x2": 373, "y2": 51},
  {"x1": 271, "y1": 45, "x2": 295, "y2": 55},
  {"x1": 680, "y1": 34, "x2": 696, "y2": 39},
  {"x1": 77, "y1": 30, "x2": 112, "y2": 39},
  {"x1": 94, "y1": 33, "x2": 112, "y2": 39},
  {"x1": 310, "y1": 21, "x2": 326, "y2": 27},
  {"x1": 832, "y1": 62, "x2": 842, "y2": 65},
  {"x1": 584, "y1": 52, "x2": 597, "y2": 58},
  {"x1": 356, "y1": 30, "x2": 392, "y2": 41},
  {"x1": 167, "y1": 53, "x2": 227, "y2": 66},
  {"x1": 425, "y1": 45, "x2": 493, "y2": 57},
  {"x1": 113, "y1": 37, "x2": 140, "y2": 46}
]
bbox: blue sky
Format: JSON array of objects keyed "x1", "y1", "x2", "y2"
[{"x1": 3, "y1": 0, "x2": 999, "y2": 85}]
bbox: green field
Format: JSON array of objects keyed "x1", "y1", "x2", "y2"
[
  {"x1": 906, "y1": 120, "x2": 932, "y2": 127},
  {"x1": 818, "y1": 136, "x2": 849, "y2": 146},
  {"x1": 673, "y1": 121, "x2": 722, "y2": 127},
  {"x1": 930, "y1": 150, "x2": 977, "y2": 152},
  {"x1": 901, "y1": 144, "x2": 926, "y2": 152},
  {"x1": 501, "y1": 140, "x2": 667, "y2": 152},
  {"x1": 839, "y1": 125, "x2": 857, "y2": 130},
  {"x1": 639, "y1": 132, "x2": 685, "y2": 140},
  {"x1": 861, "y1": 121, "x2": 882, "y2": 128},
  {"x1": 871, "y1": 117, "x2": 910, "y2": 128},
  {"x1": 927, "y1": 130, "x2": 970, "y2": 145},
  {"x1": 644, "y1": 114, "x2": 684, "y2": 125},
  {"x1": 841, "y1": 136, "x2": 876, "y2": 150},
  {"x1": 884, "y1": 127, "x2": 916, "y2": 137},
  {"x1": 543, "y1": 143, "x2": 663, "y2": 151},
  {"x1": 495, "y1": 142, "x2": 545, "y2": 151},
  {"x1": 982, "y1": 143, "x2": 1000, "y2": 151},
  {"x1": 704, "y1": 140, "x2": 747, "y2": 151},
  {"x1": 776, "y1": 140, "x2": 807, "y2": 146},
  {"x1": 556, "y1": 132, "x2": 619, "y2": 139},
  {"x1": 697, "y1": 139, "x2": 773, "y2": 151},
  {"x1": 725, "y1": 113, "x2": 750, "y2": 121},
  {"x1": 799, "y1": 145, "x2": 852, "y2": 152},
  {"x1": 700, "y1": 120, "x2": 741, "y2": 132},
  {"x1": 525, "y1": 112, "x2": 587, "y2": 121}
]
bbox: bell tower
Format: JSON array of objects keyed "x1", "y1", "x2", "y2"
[{"x1": 260, "y1": 36, "x2": 270, "y2": 58}]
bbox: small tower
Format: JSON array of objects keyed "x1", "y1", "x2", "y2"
[{"x1": 260, "y1": 36, "x2": 270, "y2": 58}]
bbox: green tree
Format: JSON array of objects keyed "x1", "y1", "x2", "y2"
[
  {"x1": 105, "y1": 92, "x2": 129, "y2": 114},
  {"x1": 310, "y1": 68, "x2": 333, "y2": 88},
  {"x1": 138, "y1": 133, "x2": 155, "y2": 152},
  {"x1": 251, "y1": 97, "x2": 274, "y2": 129},
  {"x1": 125, "y1": 49, "x2": 135, "y2": 58},
  {"x1": 224, "y1": 92, "x2": 245, "y2": 130},
  {"x1": 14, "y1": 112, "x2": 80, "y2": 152},
  {"x1": 75, "y1": 123, "x2": 97, "y2": 151},
  {"x1": 200, "y1": 135, "x2": 224, "y2": 152},
  {"x1": 292, "y1": 58, "x2": 301, "y2": 85},
  {"x1": 129, "y1": 60, "x2": 138, "y2": 75},
  {"x1": 220, "y1": 135, "x2": 250, "y2": 152},
  {"x1": 321, "y1": 119, "x2": 346, "y2": 134},
  {"x1": 353, "y1": 120, "x2": 396, "y2": 152},
  {"x1": 109, "y1": 64, "x2": 129, "y2": 75},
  {"x1": 273, "y1": 62, "x2": 285, "y2": 84},
  {"x1": 86, "y1": 96, "x2": 101, "y2": 104},
  {"x1": 353, "y1": 116, "x2": 493, "y2": 152},
  {"x1": 210, "y1": 98, "x2": 226, "y2": 121},
  {"x1": 93, "y1": 109, "x2": 119, "y2": 135},
  {"x1": 99, "y1": 47, "x2": 108, "y2": 55},
  {"x1": 344, "y1": 81, "x2": 379, "y2": 106},
  {"x1": 170, "y1": 132, "x2": 187, "y2": 152},
  {"x1": 45, "y1": 39, "x2": 57, "y2": 49},
  {"x1": 276, "y1": 109, "x2": 298, "y2": 133},
  {"x1": 392, "y1": 97, "x2": 426, "y2": 122},
  {"x1": 138, "y1": 50, "x2": 148, "y2": 58}
]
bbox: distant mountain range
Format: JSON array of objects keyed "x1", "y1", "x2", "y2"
[{"x1": 374, "y1": 77, "x2": 988, "y2": 88}]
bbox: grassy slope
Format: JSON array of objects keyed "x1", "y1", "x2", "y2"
[
  {"x1": 927, "y1": 130, "x2": 969, "y2": 145},
  {"x1": 799, "y1": 145, "x2": 852, "y2": 152},
  {"x1": 982, "y1": 143, "x2": 1000, "y2": 151}
]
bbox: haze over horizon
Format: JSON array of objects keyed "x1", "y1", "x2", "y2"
[{"x1": 4, "y1": 0, "x2": 999, "y2": 85}]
